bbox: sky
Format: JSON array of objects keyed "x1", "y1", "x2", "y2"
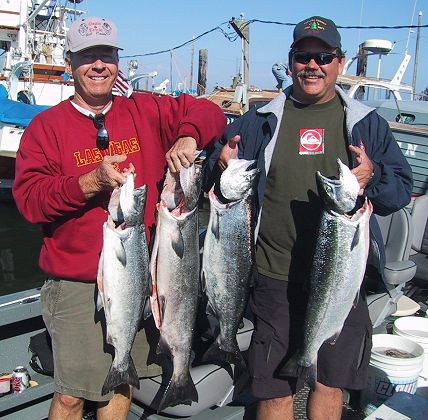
[{"x1": 76, "y1": 0, "x2": 428, "y2": 95}]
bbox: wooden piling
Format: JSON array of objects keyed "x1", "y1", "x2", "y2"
[{"x1": 197, "y1": 49, "x2": 207, "y2": 96}]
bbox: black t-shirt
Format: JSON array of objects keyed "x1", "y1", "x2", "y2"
[{"x1": 256, "y1": 94, "x2": 350, "y2": 281}]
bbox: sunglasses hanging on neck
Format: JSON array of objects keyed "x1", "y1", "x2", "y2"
[{"x1": 92, "y1": 114, "x2": 109, "y2": 150}]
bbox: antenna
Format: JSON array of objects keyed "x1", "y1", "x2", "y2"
[{"x1": 405, "y1": 0, "x2": 418, "y2": 53}]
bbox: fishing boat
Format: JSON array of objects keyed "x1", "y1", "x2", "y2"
[
  {"x1": 0, "y1": 0, "x2": 86, "y2": 198},
  {"x1": 1, "y1": 18, "x2": 427, "y2": 418}
]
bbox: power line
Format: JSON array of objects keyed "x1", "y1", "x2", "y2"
[
  {"x1": 248, "y1": 18, "x2": 428, "y2": 30},
  {"x1": 121, "y1": 18, "x2": 428, "y2": 59},
  {"x1": 121, "y1": 21, "x2": 235, "y2": 58}
]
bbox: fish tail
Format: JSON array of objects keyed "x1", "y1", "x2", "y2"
[
  {"x1": 157, "y1": 372, "x2": 198, "y2": 413},
  {"x1": 278, "y1": 354, "x2": 317, "y2": 391},
  {"x1": 202, "y1": 340, "x2": 245, "y2": 370},
  {"x1": 101, "y1": 357, "x2": 140, "y2": 395}
]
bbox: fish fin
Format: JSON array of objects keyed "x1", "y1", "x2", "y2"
[
  {"x1": 279, "y1": 354, "x2": 317, "y2": 391},
  {"x1": 202, "y1": 339, "x2": 245, "y2": 374},
  {"x1": 326, "y1": 331, "x2": 341, "y2": 345},
  {"x1": 211, "y1": 211, "x2": 220, "y2": 239},
  {"x1": 96, "y1": 290, "x2": 104, "y2": 312},
  {"x1": 200, "y1": 269, "x2": 206, "y2": 293},
  {"x1": 171, "y1": 226, "x2": 185, "y2": 258},
  {"x1": 150, "y1": 284, "x2": 162, "y2": 329},
  {"x1": 350, "y1": 224, "x2": 360, "y2": 250},
  {"x1": 157, "y1": 371, "x2": 198, "y2": 413},
  {"x1": 159, "y1": 295, "x2": 166, "y2": 323},
  {"x1": 117, "y1": 241, "x2": 127, "y2": 266},
  {"x1": 101, "y1": 356, "x2": 140, "y2": 395},
  {"x1": 142, "y1": 296, "x2": 152, "y2": 320},
  {"x1": 96, "y1": 250, "x2": 104, "y2": 311},
  {"x1": 278, "y1": 353, "x2": 300, "y2": 378},
  {"x1": 353, "y1": 290, "x2": 360, "y2": 308},
  {"x1": 205, "y1": 301, "x2": 218, "y2": 319},
  {"x1": 156, "y1": 335, "x2": 171, "y2": 357}
]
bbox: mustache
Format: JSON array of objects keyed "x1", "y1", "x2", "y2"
[{"x1": 297, "y1": 69, "x2": 325, "y2": 78}]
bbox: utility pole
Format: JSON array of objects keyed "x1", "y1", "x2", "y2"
[
  {"x1": 412, "y1": 11, "x2": 422, "y2": 100},
  {"x1": 230, "y1": 16, "x2": 250, "y2": 112},
  {"x1": 197, "y1": 49, "x2": 207, "y2": 96}
]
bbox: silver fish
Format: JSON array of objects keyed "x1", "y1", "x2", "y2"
[
  {"x1": 97, "y1": 173, "x2": 150, "y2": 395},
  {"x1": 202, "y1": 159, "x2": 260, "y2": 367},
  {"x1": 280, "y1": 158, "x2": 373, "y2": 389},
  {"x1": 150, "y1": 164, "x2": 201, "y2": 412}
]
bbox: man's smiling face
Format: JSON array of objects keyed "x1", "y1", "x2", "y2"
[
  {"x1": 66, "y1": 46, "x2": 119, "y2": 108},
  {"x1": 290, "y1": 38, "x2": 345, "y2": 104}
]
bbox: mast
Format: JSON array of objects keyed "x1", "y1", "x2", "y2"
[
  {"x1": 230, "y1": 15, "x2": 250, "y2": 112},
  {"x1": 190, "y1": 36, "x2": 195, "y2": 93},
  {"x1": 412, "y1": 11, "x2": 422, "y2": 100}
]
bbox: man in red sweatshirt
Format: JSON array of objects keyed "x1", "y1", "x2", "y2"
[{"x1": 13, "y1": 16, "x2": 225, "y2": 419}]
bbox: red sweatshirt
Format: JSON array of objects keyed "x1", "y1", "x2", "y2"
[{"x1": 13, "y1": 93, "x2": 226, "y2": 281}]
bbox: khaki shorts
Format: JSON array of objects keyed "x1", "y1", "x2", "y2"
[{"x1": 41, "y1": 278, "x2": 162, "y2": 401}]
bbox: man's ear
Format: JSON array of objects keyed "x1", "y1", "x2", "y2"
[
  {"x1": 338, "y1": 55, "x2": 346, "y2": 75},
  {"x1": 65, "y1": 57, "x2": 72, "y2": 76}
]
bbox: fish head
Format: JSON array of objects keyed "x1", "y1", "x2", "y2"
[
  {"x1": 161, "y1": 169, "x2": 184, "y2": 211},
  {"x1": 108, "y1": 187, "x2": 122, "y2": 224},
  {"x1": 161, "y1": 163, "x2": 202, "y2": 211},
  {"x1": 179, "y1": 163, "x2": 202, "y2": 210},
  {"x1": 108, "y1": 173, "x2": 146, "y2": 226},
  {"x1": 220, "y1": 159, "x2": 260, "y2": 201},
  {"x1": 316, "y1": 158, "x2": 360, "y2": 214}
]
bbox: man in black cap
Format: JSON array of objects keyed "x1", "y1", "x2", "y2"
[{"x1": 204, "y1": 15, "x2": 412, "y2": 420}]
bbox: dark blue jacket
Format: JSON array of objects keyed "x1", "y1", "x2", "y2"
[{"x1": 204, "y1": 87, "x2": 413, "y2": 282}]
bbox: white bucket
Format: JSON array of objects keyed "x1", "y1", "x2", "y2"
[
  {"x1": 362, "y1": 334, "x2": 424, "y2": 415},
  {"x1": 393, "y1": 316, "x2": 428, "y2": 379}
]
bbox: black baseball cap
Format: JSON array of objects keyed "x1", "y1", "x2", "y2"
[{"x1": 290, "y1": 16, "x2": 342, "y2": 50}]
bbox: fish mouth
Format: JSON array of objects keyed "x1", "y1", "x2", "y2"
[
  {"x1": 316, "y1": 171, "x2": 342, "y2": 186},
  {"x1": 227, "y1": 158, "x2": 257, "y2": 172},
  {"x1": 332, "y1": 198, "x2": 373, "y2": 222},
  {"x1": 208, "y1": 187, "x2": 237, "y2": 209},
  {"x1": 316, "y1": 158, "x2": 347, "y2": 186},
  {"x1": 104, "y1": 218, "x2": 131, "y2": 239},
  {"x1": 158, "y1": 199, "x2": 197, "y2": 220}
]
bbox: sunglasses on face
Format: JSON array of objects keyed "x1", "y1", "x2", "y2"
[
  {"x1": 92, "y1": 114, "x2": 109, "y2": 150},
  {"x1": 292, "y1": 51, "x2": 340, "y2": 66}
]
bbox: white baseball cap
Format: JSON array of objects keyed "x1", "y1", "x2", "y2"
[{"x1": 65, "y1": 16, "x2": 122, "y2": 53}]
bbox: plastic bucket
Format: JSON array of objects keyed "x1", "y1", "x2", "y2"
[
  {"x1": 362, "y1": 334, "x2": 424, "y2": 415},
  {"x1": 393, "y1": 316, "x2": 428, "y2": 379}
]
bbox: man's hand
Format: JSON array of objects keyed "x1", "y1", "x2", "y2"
[
  {"x1": 79, "y1": 155, "x2": 134, "y2": 199},
  {"x1": 349, "y1": 145, "x2": 374, "y2": 196},
  {"x1": 166, "y1": 136, "x2": 197, "y2": 173},
  {"x1": 218, "y1": 135, "x2": 240, "y2": 171}
]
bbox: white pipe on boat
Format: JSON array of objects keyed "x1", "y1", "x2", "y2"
[{"x1": 0, "y1": 293, "x2": 40, "y2": 308}]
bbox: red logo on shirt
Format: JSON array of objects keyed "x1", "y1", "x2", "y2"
[
  {"x1": 73, "y1": 137, "x2": 141, "y2": 167},
  {"x1": 299, "y1": 129, "x2": 324, "y2": 155}
]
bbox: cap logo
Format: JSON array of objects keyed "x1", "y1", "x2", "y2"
[
  {"x1": 77, "y1": 21, "x2": 112, "y2": 38},
  {"x1": 304, "y1": 18, "x2": 327, "y2": 33}
]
